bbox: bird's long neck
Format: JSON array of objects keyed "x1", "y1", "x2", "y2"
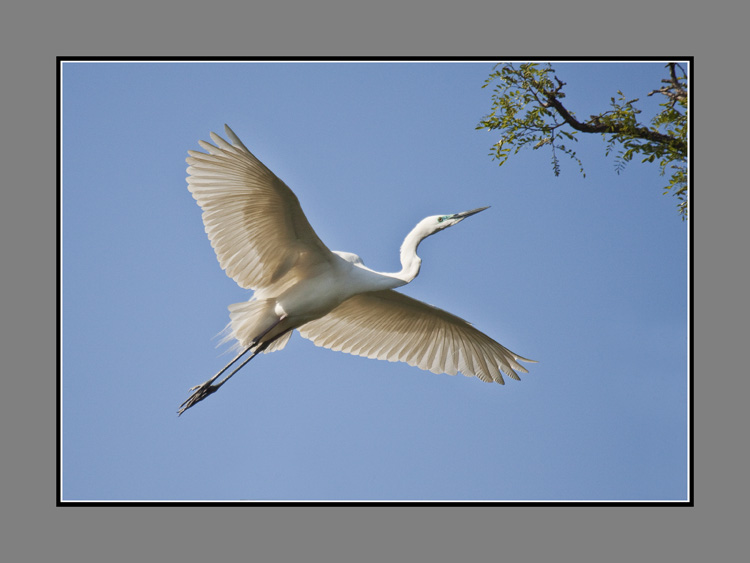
[
  {"x1": 392, "y1": 225, "x2": 424, "y2": 284},
  {"x1": 361, "y1": 222, "x2": 428, "y2": 288}
]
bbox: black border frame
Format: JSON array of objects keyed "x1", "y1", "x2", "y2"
[{"x1": 57, "y1": 56, "x2": 693, "y2": 507}]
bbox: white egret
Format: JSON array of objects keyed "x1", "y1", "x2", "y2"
[{"x1": 178, "y1": 125, "x2": 535, "y2": 415}]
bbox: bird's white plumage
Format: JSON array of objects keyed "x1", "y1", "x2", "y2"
[
  {"x1": 179, "y1": 125, "x2": 535, "y2": 414},
  {"x1": 186, "y1": 127, "x2": 335, "y2": 295},
  {"x1": 298, "y1": 290, "x2": 534, "y2": 383}
]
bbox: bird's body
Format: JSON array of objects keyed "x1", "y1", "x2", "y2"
[
  {"x1": 178, "y1": 125, "x2": 535, "y2": 415},
  {"x1": 230, "y1": 251, "x2": 403, "y2": 351}
]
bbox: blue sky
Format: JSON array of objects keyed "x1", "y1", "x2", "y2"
[{"x1": 60, "y1": 60, "x2": 689, "y2": 502}]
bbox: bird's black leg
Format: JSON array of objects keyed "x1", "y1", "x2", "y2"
[
  {"x1": 177, "y1": 344, "x2": 254, "y2": 415},
  {"x1": 177, "y1": 316, "x2": 288, "y2": 416}
]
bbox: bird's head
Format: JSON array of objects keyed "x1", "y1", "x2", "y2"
[
  {"x1": 397, "y1": 206, "x2": 490, "y2": 283},
  {"x1": 418, "y1": 206, "x2": 490, "y2": 238}
]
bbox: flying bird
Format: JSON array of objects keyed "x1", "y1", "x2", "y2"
[{"x1": 178, "y1": 125, "x2": 535, "y2": 415}]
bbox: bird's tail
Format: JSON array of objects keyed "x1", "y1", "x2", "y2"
[{"x1": 218, "y1": 299, "x2": 293, "y2": 354}]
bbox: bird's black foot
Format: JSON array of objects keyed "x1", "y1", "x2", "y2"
[{"x1": 177, "y1": 380, "x2": 220, "y2": 416}]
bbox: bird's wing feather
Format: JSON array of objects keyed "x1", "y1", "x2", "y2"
[
  {"x1": 186, "y1": 125, "x2": 335, "y2": 291},
  {"x1": 298, "y1": 290, "x2": 535, "y2": 384}
]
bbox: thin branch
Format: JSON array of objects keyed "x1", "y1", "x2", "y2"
[
  {"x1": 648, "y1": 62, "x2": 687, "y2": 103},
  {"x1": 542, "y1": 90, "x2": 686, "y2": 154}
]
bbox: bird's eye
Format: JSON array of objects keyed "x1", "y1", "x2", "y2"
[{"x1": 437, "y1": 217, "x2": 444, "y2": 223}]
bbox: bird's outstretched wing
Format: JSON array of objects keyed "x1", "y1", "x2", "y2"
[
  {"x1": 186, "y1": 125, "x2": 335, "y2": 292},
  {"x1": 298, "y1": 290, "x2": 536, "y2": 384}
]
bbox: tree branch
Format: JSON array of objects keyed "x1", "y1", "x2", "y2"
[
  {"x1": 648, "y1": 62, "x2": 687, "y2": 103},
  {"x1": 542, "y1": 89, "x2": 686, "y2": 154}
]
